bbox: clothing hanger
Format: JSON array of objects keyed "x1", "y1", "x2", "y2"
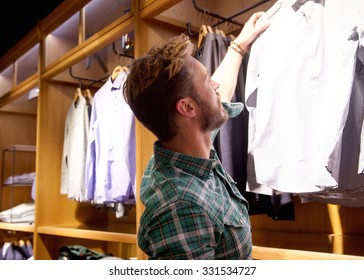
[
  {"x1": 227, "y1": 22, "x2": 237, "y2": 40},
  {"x1": 197, "y1": 24, "x2": 208, "y2": 48},
  {"x1": 217, "y1": 27, "x2": 226, "y2": 37},
  {"x1": 73, "y1": 87, "x2": 83, "y2": 106},
  {"x1": 3, "y1": 231, "x2": 32, "y2": 244},
  {"x1": 187, "y1": 0, "x2": 270, "y2": 38},
  {"x1": 111, "y1": 36, "x2": 134, "y2": 81},
  {"x1": 228, "y1": 33, "x2": 236, "y2": 40},
  {"x1": 3, "y1": 230, "x2": 18, "y2": 243},
  {"x1": 111, "y1": 65, "x2": 129, "y2": 82},
  {"x1": 111, "y1": 66, "x2": 123, "y2": 82},
  {"x1": 83, "y1": 88, "x2": 93, "y2": 103}
]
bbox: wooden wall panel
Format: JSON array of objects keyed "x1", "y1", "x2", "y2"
[
  {"x1": 35, "y1": 82, "x2": 106, "y2": 227},
  {"x1": 1, "y1": 0, "x2": 364, "y2": 260},
  {"x1": 0, "y1": 112, "x2": 36, "y2": 211}
]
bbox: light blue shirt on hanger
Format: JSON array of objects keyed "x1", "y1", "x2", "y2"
[{"x1": 85, "y1": 70, "x2": 136, "y2": 204}]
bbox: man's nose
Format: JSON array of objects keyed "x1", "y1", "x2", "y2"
[{"x1": 211, "y1": 80, "x2": 220, "y2": 90}]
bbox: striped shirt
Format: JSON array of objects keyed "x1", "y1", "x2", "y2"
[{"x1": 138, "y1": 102, "x2": 252, "y2": 259}]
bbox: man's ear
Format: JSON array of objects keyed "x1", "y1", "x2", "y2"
[{"x1": 176, "y1": 97, "x2": 196, "y2": 117}]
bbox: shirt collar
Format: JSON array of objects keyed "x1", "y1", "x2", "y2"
[
  {"x1": 222, "y1": 101, "x2": 244, "y2": 118},
  {"x1": 107, "y1": 70, "x2": 128, "y2": 92},
  {"x1": 153, "y1": 141, "x2": 217, "y2": 180}
]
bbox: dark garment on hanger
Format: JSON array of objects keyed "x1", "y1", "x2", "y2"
[
  {"x1": 0, "y1": 242, "x2": 32, "y2": 260},
  {"x1": 195, "y1": 32, "x2": 295, "y2": 220},
  {"x1": 330, "y1": 52, "x2": 364, "y2": 186}
]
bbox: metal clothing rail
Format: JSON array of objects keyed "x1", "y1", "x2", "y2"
[
  {"x1": 68, "y1": 67, "x2": 109, "y2": 89},
  {"x1": 69, "y1": 33, "x2": 134, "y2": 88},
  {"x1": 186, "y1": 0, "x2": 271, "y2": 36}
]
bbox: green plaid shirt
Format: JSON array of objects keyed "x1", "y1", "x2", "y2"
[{"x1": 138, "y1": 102, "x2": 252, "y2": 259}]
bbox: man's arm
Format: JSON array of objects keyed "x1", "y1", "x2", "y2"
[{"x1": 212, "y1": 12, "x2": 270, "y2": 103}]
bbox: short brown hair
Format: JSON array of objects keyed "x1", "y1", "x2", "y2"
[{"x1": 123, "y1": 34, "x2": 196, "y2": 142}]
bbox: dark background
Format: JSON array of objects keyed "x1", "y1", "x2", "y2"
[{"x1": 0, "y1": 1, "x2": 64, "y2": 58}]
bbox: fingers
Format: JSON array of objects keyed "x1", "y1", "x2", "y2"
[
  {"x1": 233, "y1": 11, "x2": 270, "y2": 52},
  {"x1": 250, "y1": 11, "x2": 270, "y2": 35},
  {"x1": 256, "y1": 19, "x2": 270, "y2": 34},
  {"x1": 249, "y1": 11, "x2": 266, "y2": 24}
]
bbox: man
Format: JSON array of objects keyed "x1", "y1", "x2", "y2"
[{"x1": 123, "y1": 12, "x2": 269, "y2": 259}]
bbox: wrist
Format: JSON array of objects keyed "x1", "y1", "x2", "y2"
[
  {"x1": 228, "y1": 41, "x2": 246, "y2": 57},
  {"x1": 231, "y1": 41, "x2": 248, "y2": 53}
]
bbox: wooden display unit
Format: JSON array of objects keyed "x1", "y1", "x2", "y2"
[{"x1": 0, "y1": 0, "x2": 364, "y2": 260}]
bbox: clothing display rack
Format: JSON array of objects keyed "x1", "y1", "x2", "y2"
[
  {"x1": 1, "y1": 0, "x2": 364, "y2": 261},
  {"x1": 186, "y1": 0, "x2": 271, "y2": 36}
]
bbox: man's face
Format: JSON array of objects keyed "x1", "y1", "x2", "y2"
[{"x1": 188, "y1": 57, "x2": 228, "y2": 132}]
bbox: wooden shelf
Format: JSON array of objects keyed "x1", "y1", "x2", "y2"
[
  {"x1": 3, "y1": 145, "x2": 36, "y2": 153},
  {"x1": 37, "y1": 224, "x2": 137, "y2": 244},
  {"x1": 252, "y1": 229, "x2": 364, "y2": 257},
  {"x1": 253, "y1": 246, "x2": 364, "y2": 260},
  {"x1": 2, "y1": 184, "x2": 33, "y2": 187},
  {"x1": 0, "y1": 221, "x2": 34, "y2": 232}
]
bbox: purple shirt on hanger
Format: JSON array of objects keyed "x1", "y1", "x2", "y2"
[{"x1": 85, "y1": 70, "x2": 136, "y2": 204}]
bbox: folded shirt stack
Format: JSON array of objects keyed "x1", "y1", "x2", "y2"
[
  {"x1": 3, "y1": 172, "x2": 36, "y2": 185},
  {"x1": 0, "y1": 202, "x2": 35, "y2": 223}
]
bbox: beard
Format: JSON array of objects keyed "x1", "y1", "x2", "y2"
[{"x1": 199, "y1": 95, "x2": 228, "y2": 132}]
